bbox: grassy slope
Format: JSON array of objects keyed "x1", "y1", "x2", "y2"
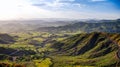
[
  {"x1": 0, "y1": 32, "x2": 120, "y2": 67},
  {"x1": 50, "y1": 32, "x2": 120, "y2": 67}
]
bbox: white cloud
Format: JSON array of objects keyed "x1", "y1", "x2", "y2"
[
  {"x1": 0, "y1": 0, "x2": 119, "y2": 20},
  {"x1": 0, "y1": 0, "x2": 58, "y2": 20},
  {"x1": 91, "y1": 0, "x2": 107, "y2": 2},
  {"x1": 53, "y1": 11, "x2": 120, "y2": 19},
  {"x1": 56, "y1": 0, "x2": 75, "y2": 2},
  {"x1": 32, "y1": 0, "x2": 84, "y2": 8}
]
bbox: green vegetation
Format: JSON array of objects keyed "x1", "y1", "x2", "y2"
[
  {"x1": 34, "y1": 58, "x2": 52, "y2": 67},
  {"x1": 49, "y1": 32, "x2": 120, "y2": 67},
  {"x1": 0, "y1": 32, "x2": 120, "y2": 67}
]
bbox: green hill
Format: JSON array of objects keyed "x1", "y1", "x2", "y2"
[
  {"x1": 0, "y1": 32, "x2": 120, "y2": 67},
  {"x1": 0, "y1": 34, "x2": 16, "y2": 44},
  {"x1": 50, "y1": 32, "x2": 120, "y2": 67}
]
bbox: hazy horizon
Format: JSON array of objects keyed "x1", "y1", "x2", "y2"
[{"x1": 0, "y1": 18, "x2": 120, "y2": 21}]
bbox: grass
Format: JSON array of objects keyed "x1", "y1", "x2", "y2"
[
  {"x1": 0, "y1": 60, "x2": 26, "y2": 67},
  {"x1": 0, "y1": 32, "x2": 120, "y2": 67},
  {"x1": 50, "y1": 50, "x2": 118, "y2": 67},
  {"x1": 34, "y1": 58, "x2": 52, "y2": 67}
]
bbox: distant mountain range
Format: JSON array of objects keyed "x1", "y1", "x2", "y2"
[
  {"x1": 36, "y1": 19, "x2": 120, "y2": 33},
  {"x1": 0, "y1": 19, "x2": 120, "y2": 33},
  {"x1": 0, "y1": 19, "x2": 74, "y2": 33}
]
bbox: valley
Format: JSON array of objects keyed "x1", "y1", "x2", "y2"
[
  {"x1": 0, "y1": 19, "x2": 120, "y2": 67},
  {"x1": 0, "y1": 0, "x2": 120, "y2": 66},
  {"x1": 0, "y1": 31, "x2": 120, "y2": 67}
]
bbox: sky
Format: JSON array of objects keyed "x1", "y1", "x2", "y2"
[{"x1": 0, "y1": 0, "x2": 120, "y2": 20}]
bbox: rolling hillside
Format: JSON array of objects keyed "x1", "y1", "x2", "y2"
[
  {"x1": 0, "y1": 27, "x2": 120, "y2": 67},
  {"x1": 0, "y1": 34, "x2": 16, "y2": 44},
  {"x1": 50, "y1": 32, "x2": 120, "y2": 67}
]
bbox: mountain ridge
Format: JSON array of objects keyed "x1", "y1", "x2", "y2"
[
  {"x1": 36, "y1": 19, "x2": 120, "y2": 33},
  {"x1": 49, "y1": 32, "x2": 120, "y2": 66}
]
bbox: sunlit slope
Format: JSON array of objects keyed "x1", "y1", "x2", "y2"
[{"x1": 50, "y1": 32, "x2": 120, "y2": 66}]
